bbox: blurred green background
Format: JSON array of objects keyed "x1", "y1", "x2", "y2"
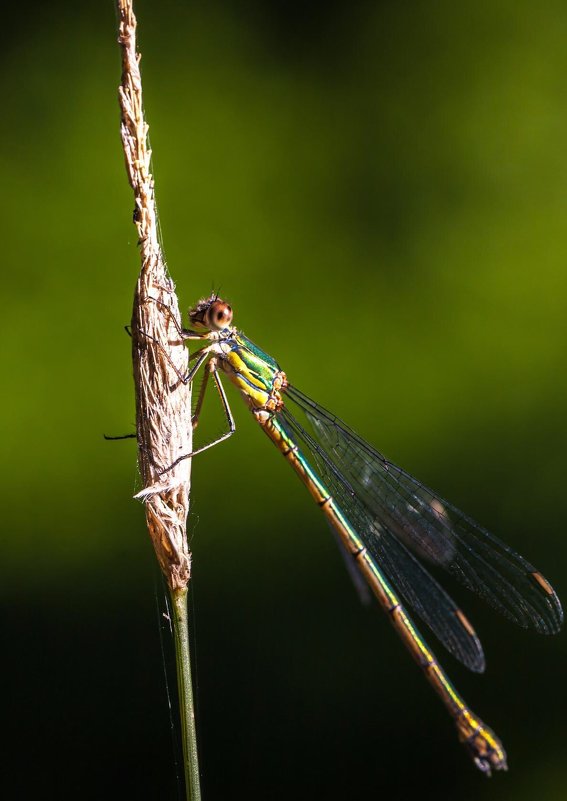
[{"x1": 2, "y1": 0, "x2": 567, "y2": 798}]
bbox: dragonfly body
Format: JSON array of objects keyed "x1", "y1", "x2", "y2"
[
  {"x1": 178, "y1": 294, "x2": 562, "y2": 775},
  {"x1": 213, "y1": 330, "x2": 287, "y2": 419}
]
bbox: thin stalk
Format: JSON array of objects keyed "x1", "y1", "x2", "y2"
[
  {"x1": 116, "y1": 3, "x2": 199, "y2": 791},
  {"x1": 171, "y1": 588, "x2": 201, "y2": 801}
]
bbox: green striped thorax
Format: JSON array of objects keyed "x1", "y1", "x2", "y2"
[{"x1": 188, "y1": 295, "x2": 288, "y2": 417}]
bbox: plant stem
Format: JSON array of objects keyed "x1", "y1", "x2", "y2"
[{"x1": 171, "y1": 587, "x2": 201, "y2": 801}]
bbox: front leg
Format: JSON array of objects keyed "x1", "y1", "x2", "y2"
[{"x1": 159, "y1": 358, "x2": 236, "y2": 475}]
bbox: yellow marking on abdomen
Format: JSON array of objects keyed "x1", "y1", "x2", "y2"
[{"x1": 259, "y1": 415, "x2": 507, "y2": 774}]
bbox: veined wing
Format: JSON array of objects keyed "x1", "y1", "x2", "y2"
[
  {"x1": 278, "y1": 408, "x2": 486, "y2": 672},
  {"x1": 285, "y1": 385, "x2": 563, "y2": 638}
]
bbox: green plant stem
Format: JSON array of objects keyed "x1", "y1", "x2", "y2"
[{"x1": 171, "y1": 587, "x2": 201, "y2": 801}]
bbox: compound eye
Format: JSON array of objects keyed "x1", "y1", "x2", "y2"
[{"x1": 206, "y1": 300, "x2": 233, "y2": 330}]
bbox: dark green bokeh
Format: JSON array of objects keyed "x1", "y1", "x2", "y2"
[{"x1": 2, "y1": 1, "x2": 566, "y2": 798}]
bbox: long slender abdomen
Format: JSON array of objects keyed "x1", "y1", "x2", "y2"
[{"x1": 259, "y1": 415, "x2": 507, "y2": 775}]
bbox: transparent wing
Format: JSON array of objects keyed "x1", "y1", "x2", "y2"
[
  {"x1": 279, "y1": 406, "x2": 486, "y2": 672},
  {"x1": 282, "y1": 385, "x2": 562, "y2": 653}
]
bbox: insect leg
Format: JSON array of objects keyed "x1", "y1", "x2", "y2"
[{"x1": 159, "y1": 359, "x2": 236, "y2": 474}]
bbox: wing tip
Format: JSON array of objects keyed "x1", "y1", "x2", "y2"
[
  {"x1": 454, "y1": 608, "x2": 485, "y2": 673},
  {"x1": 529, "y1": 570, "x2": 564, "y2": 634}
]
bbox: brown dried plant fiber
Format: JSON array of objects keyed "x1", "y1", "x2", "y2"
[{"x1": 117, "y1": 0, "x2": 192, "y2": 591}]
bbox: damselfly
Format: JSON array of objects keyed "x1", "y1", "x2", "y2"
[{"x1": 165, "y1": 294, "x2": 562, "y2": 774}]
